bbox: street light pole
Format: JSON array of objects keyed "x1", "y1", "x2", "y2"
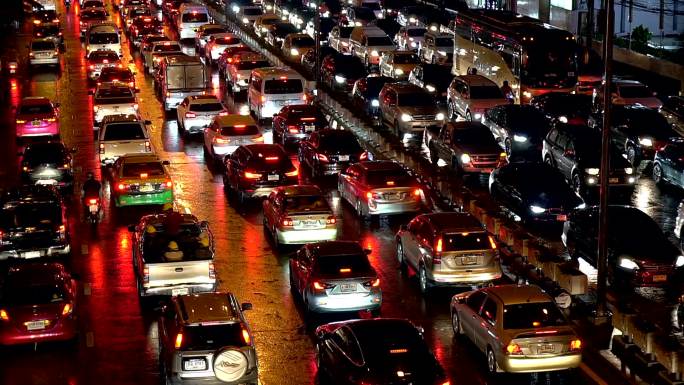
[
  {"x1": 596, "y1": 0, "x2": 614, "y2": 320},
  {"x1": 314, "y1": 2, "x2": 321, "y2": 87}
]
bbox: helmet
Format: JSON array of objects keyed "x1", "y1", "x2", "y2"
[
  {"x1": 162, "y1": 203, "x2": 174, "y2": 211},
  {"x1": 86, "y1": 172, "x2": 95, "y2": 180},
  {"x1": 167, "y1": 241, "x2": 179, "y2": 251},
  {"x1": 145, "y1": 225, "x2": 157, "y2": 234}
]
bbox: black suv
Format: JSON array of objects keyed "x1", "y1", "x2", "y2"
[
  {"x1": 19, "y1": 141, "x2": 75, "y2": 193},
  {"x1": 158, "y1": 292, "x2": 258, "y2": 385},
  {"x1": 0, "y1": 186, "x2": 69, "y2": 259}
]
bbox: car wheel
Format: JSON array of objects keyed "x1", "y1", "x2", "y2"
[
  {"x1": 396, "y1": 242, "x2": 406, "y2": 268},
  {"x1": 486, "y1": 346, "x2": 499, "y2": 375},
  {"x1": 356, "y1": 199, "x2": 368, "y2": 220},
  {"x1": 504, "y1": 138, "x2": 512, "y2": 157},
  {"x1": 653, "y1": 163, "x2": 665, "y2": 185},
  {"x1": 451, "y1": 310, "x2": 462, "y2": 335},
  {"x1": 465, "y1": 111, "x2": 472, "y2": 121},
  {"x1": 627, "y1": 146, "x2": 638, "y2": 166},
  {"x1": 544, "y1": 155, "x2": 555, "y2": 167},
  {"x1": 289, "y1": 266, "x2": 296, "y2": 292},
  {"x1": 272, "y1": 226, "x2": 281, "y2": 249},
  {"x1": 572, "y1": 173, "x2": 583, "y2": 196},
  {"x1": 418, "y1": 265, "x2": 430, "y2": 294},
  {"x1": 447, "y1": 101, "x2": 457, "y2": 121}
]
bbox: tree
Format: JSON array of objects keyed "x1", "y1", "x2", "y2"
[{"x1": 630, "y1": 25, "x2": 652, "y2": 53}]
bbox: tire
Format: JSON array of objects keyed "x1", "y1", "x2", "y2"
[
  {"x1": 447, "y1": 101, "x2": 457, "y2": 121},
  {"x1": 465, "y1": 111, "x2": 472, "y2": 121},
  {"x1": 486, "y1": 347, "x2": 499, "y2": 376},
  {"x1": 627, "y1": 146, "x2": 638, "y2": 166},
  {"x1": 451, "y1": 310, "x2": 462, "y2": 335},
  {"x1": 653, "y1": 163, "x2": 665, "y2": 185},
  {"x1": 418, "y1": 265, "x2": 431, "y2": 294},
  {"x1": 572, "y1": 173, "x2": 584, "y2": 196},
  {"x1": 397, "y1": 242, "x2": 406, "y2": 269}
]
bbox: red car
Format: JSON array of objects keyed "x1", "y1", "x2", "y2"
[
  {"x1": 15, "y1": 96, "x2": 60, "y2": 138},
  {"x1": 0, "y1": 262, "x2": 78, "y2": 345}
]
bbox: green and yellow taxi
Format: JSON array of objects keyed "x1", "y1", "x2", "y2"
[{"x1": 111, "y1": 154, "x2": 174, "y2": 207}]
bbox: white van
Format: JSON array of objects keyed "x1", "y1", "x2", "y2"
[
  {"x1": 349, "y1": 26, "x2": 396, "y2": 66},
  {"x1": 177, "y1": 4, "x2": 210, "y2": 40},
  {"x1": 247, "y1": 67, "x2": 306, "y2": 120},
  {"x1": 86, "y1": 22, "x2": 122, "y2": 57}
]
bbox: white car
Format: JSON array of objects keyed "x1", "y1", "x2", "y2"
[
  {"x1": 395, "y1": 26, "x2": 427, "y2": 50},
  {"x1": 204, "y1": 115, "x2": 263, "y2": 162},
  {"x1": 237, "y1": 5, "x2": 263, "y2": 25},
  {"x1": 91, "y1": 83, "x2": 139, "y2": 128},
  {"x1": 98, "y1": 114, "x2": 152, "y2": 166},
  {"x1": 447, "y1": 75, "x2": 508, "y2": 121},
  {"x1": 204, "y1": 33, "x2": 243, "y2": 64},
  {"x1": 223, "y1": 52, "x2": 269, "y2": 93},
  {"x1": 29, "y1": 38, "x2": 60, "y2": 67},
  {"x1": 177, "y1": 95, "x2": 228, "y2": 136}
]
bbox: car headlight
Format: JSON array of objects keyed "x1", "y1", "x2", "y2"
[
  {"x1": 401, "y1": 113, "x2": 412, "y2": 122},
  {"x1": 436, "y1": 112, "x2": 445, "y2": 120},
  {"x1": 290, "y1": 48, "x2": 299, "y2": 56},
  {"x1": 676, "y1": 256, "x2": 684, "y2": 267},
  {"x1": 586, "y1": 168, "x2": 599, "y2": 175},
  {"x1": 624, "y1": 167, "x2": 633, "y2": 174},
  {"x1": 242, "y1": 17, "x2": 249, "y2": 24},
  {"x1": 335, "y1": 75, "x2": 346, "y2": 84},
  {"x1": 529, "y1": 205, "x2": 545, "y2": 214},
  {"x1": 438, "y1": 50, "x2": 447, "y2": 56},
  {"x1": 522, "y1": 91, "x2": 532, "y2": 99},
  {"x1": 371, "y1": 99, "x2": 380, "y2": 107},
  {"x1": 619, "y1": 258, "x2": 639, "y2": 270},
  {"x1": 410, "y1": 41, "x2": 417, "y2": 48},
  {"x1": 232, "y1": 5, "x2": 239, "y2": 13},
  {"x1": 576, "y1": 203, "x2": 586, "y2": 209},
  {"x1": 460, "y1": 153, "x2": 471, "y2": 164},
  {"x1": 425, "y1": 85, "x2": 436, "y2": 92},
  {"x1": 371, "y1": 50, "x2": 379, "y2": 57},
  {"x1": 639, "y1": 137, "x2": 653, "y2": 147},
  {"x1": 513, "y1": 134, "x2": 527, "y2": 142},
  {"x1": 473, "y1": 113, "x2": 482, "y2": 120},
  {"x1": 558, "y1": 116, "x2": 568, "y2": 123},
  {"x1": 394, "y1": 68, "x2": 403, "y2": 75},
  {"x1": 355, "y1": 21, "x2": 362, "y2": 26}
]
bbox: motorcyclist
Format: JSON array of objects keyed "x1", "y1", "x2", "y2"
[
  {"x1": 82, "y1": 172, "x2": 102, "y2": 206},
  {"x1": 501, "y1": 80, "x2": 514, "y2": 103}
]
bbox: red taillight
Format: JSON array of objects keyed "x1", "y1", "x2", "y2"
[
  {"x1": 312, "y1": 281, "x2": 325, "y2": 290},
  {"x1": 288, "y1": 125, "x2": 299, "y2": 134},
  {"x1": 165, "y1": 180, "x2": 173, "y2": 188},
  {"x1": 241, "y1": 328, "x2": 251, "y2": 345},
  {"x1": 371, "y1": 278, "x2": 380, "y2": 287},
  {"x1": 89, "y1": 65, "x2": 95, "y2": 69},
  {"x1": 413, "y1": 188, "x2": 422, "y2": 197},
  {"x1": 285, "y1": 168, "x2": 298, "y2": 177},
  {"x1": 435, "y1": 237, "x2": 443, "y2": 253},
  {"x1": 570, "y1": 339, "x2": 582, "y2": 351},
  {"x1": 88, "y1": 198, "x2": 98, "y2": 205},
  {"x1": 260, "y1": 95, "x2": 266, "y2": 103},
  {"x1": 302, "y1": 94, "x2": 307, "y2": 101},
  {"x1": 62, "y1": 303, "x2": 73, "y2": 316},
  {"x1": 244, "y1": 171, "x2": 261, "y2": 179},
  {"x1": 326, "y1": 216, "x2": 336, "y2": 224},
  {"x1": 0, "y1": 309, "x2": 8, "y2": 321},
  {"x1": 300, "y1": 117, "x2": 315, "y2": 121},
  {"x1": 282, "y1": 218, "x2": 294, "y2": 227},
  {"x1": 129, "y1": 81, "x2": 135, "y2": 88},
  {"x1": 359, "y1": 151, "x2": 368, "y2": 160},
  {"x1": 117, "y1": 183, "x2": 127, "y2": 191},
  {"x1": 365, "y1": 191, "x2": 373, "y2": 200},
  {"x1": 488, "y1": 235, "x2": 497, "y2": 249},
  {"x1": 506, "y1": 343, "x2": 523, "y2": 355},
  {"x1": 219, "y1": 111, "x2": 228, "y2": 116},
  {"x1": 209, "y1": 262, "x2": 216, "y2": 279},
  {"x1": 174, "y1": 333, "x2": 183, "y2": 348},
  {"x1": 317, "y1": 153, "x2": 329, "y2": 162},
  {"x1": 185, "y1": 112, "x2": 196, "y2": 118}
]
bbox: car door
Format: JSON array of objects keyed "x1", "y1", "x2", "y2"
[
  {"x1": 476, "y1": 296, "x2": 498, "y2": 351},
  {"x1": 432, "y1": 124, "x2": 452, "y2": 162},
  {"x1": 460, "y1": 290, "x2": 486, "y2": 344},
  {"x1": 204, "y1": 120, "x2": 218, "y2": 150},
  {"x1": 400, "y1": 217, "x2": 422, "y2": 269},
  {"x1": 338, "y1": 164, "x2": 358, "y2": 203},
  {"x1": 349, "y1": 168, "x2": 367, "y2": 206},
  {"x1": 556, "y1": 133, "x2": 575, "y2": 178}
]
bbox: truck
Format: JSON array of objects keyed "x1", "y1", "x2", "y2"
[{"x1": 154, "y1": 55, "x2": 209, "y2": 112}]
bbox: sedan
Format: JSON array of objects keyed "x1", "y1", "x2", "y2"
[
  {"x1": 321, "y1": 53, "x2": 367, "y2": 93},
  {"x1": 482, "y1": 104, "x2": 551, "y2": 160},
  {"x1": 96, "y1": 67, "x2": 136, "y2": 90},
  {"x1": 204, "y1": 33, "x2": 242, "y2": 64},
  {"x1": 111, "y1": 154, "x2": 173, "y2": 207},
  {"x1": 86, "y1": 49, "x2": 122, "y2": 80},
  {"x1": 450, "y1": 285, "x2": 582, "y2": 374},
  {"x1": 29, "y1": 38, "x2": 60, "y2": 68},
  {"x1": 272, "y1": 104, "x2": 328, "y2": 146},
  {"x1": 378, "y1": 51, "x2": 420, "y2": 80},
  {"x1": 19, "y1": 141, "x2": 74, "y2": 192},
  {"x1": 530, "y1": 93, "x2": 593, "y2": 126},
  {"x1": 654, "y1": 138, "x2": 684, "y2": 188},
  {"x1": 203, "y1": 114, "x2": 263, "y2": 163},
  {"x1": 177, "y1": 95, "x2": 228, "y2": 136},
  {"x1": 427, "y1": 121, "x2": 507, "y2": 174},
  {"x1": 488, "y1": 163, "x2": 584, "y2": 224},
  {"x1": 15, "y1": 96, "x2": 60, "y2": 139},
  {"x1": 299, "y1": 129, "x2": 369, "y2": 178},
  {"x1": 315, "y1": 318, "x2": 449, "y2": 385},
  {"x1": 281, "y1": 33, "x2": 315, "y2": 60},
  {"x1": 0, "y1": 262, "x2": 78, "y2": 345},
  {"x1": 263, "y1": 185, "x2": 338, "y2": 247}
]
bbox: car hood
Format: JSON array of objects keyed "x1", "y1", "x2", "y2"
[
  {"x1": 469, "y1": 99, "x2": 509, "y2": 112},
  {"x1": 523, "y1": 188, "x2": 583, "y2": 210},
  {"x1": 398, "y1": 106, "x2": 439, "y2": 115},
  {"x1": 457, "y1": 142, "x2": 503, "y2": 155}
]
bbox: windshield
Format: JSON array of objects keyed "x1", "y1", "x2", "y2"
[
  {"x1": 619, "y1": 85, "x2": 652, "y2": 98},
  {"x1": 36, "y1": 25, "x2": 59, "y2": 35},
  {"x1": 362, "y1": 2, "x2": 382, "y2": 10},
  {"x1": 32, "y1": 41, "x2": 56, "y2": 51},
  {"x1": 356, "y1": 323, "x2": 430, "y2": 368},
  {"x1": 122, "y1": 162, "x2": 165, "y2": 177},
  {"x1": 103, "y1": 123, "x2": 145, "y2": 140},
  {"x1": 183, "y1": 324, "x2": 248, "y2": 351},
  {"x1": 393, "y1": 53, "x2": 419, "y2": 64},
  {"x1": 442, "y1": 232, "x2": 493, "y2": 252},
  {"x1": 522, "y1": 40, "x2": 578, "y2": 89},
  {"x1": 81, "y1": 10, "x2": 107, "y2": 20},
  {"x1": 89, "y1": 33, "x2": 118, "y2": 44},
  {"x1": 283, "y1": 195, "x2": 330, "y2": 213},
  {"x1": 264, "y1": 79, "x2": 303, "y2": 94},
  {"x1": 354, "y1": 8, "x2": 376, "y2": 19},
  {"x1": 503, "y1": 302, "x2": 567, "y2": 329},
  {"x1": 190, "y1": 102, "x2": 223, "y2": 112},
  {"x1": 365, "y1": 169, "x2": 412, "y2": 186},
  {"x1": 1, "y1": 203, "x2": 62, "y2": 230},
  {"x1": 338, "y1": 27, "x2": 353, "y2": 38},
  {"x1": 181, "y1": 12, "x2": 209, "y2": 23},
  {"x1": 435, "y1": 37, "x2": 452, "y2": 47},
  {"x1": 220, "y1": 125, "x2": 259, "y2": 136},
  {"x1": 236, "y1": 60, "x2": 269, "y2": 70},
  {"x1": 319, "y1": 133, "x2": 362, "y2": 152},
  {"x1": 88, "y1": 52, "x2": 120, "y2": 62},
  {"x1": 453, "y1": 127, "x2": 497, "y2": 145},
  {"x1": 153, "y1": 43, "x2": 181, "y2": 52},
  {"x1": 2, "y1": 284, "x2": 66, "y2": 305},
  {"x1": 469, "y1": 86, "x2": 504, "y2": 99},
  {"x1": 316, "y1": 254, "x2": 372, "y2": 275},
  {"x1": 292, "y1": 36, "x2": 315, "y2": 47},
  {"x1": 19, "y1": 104, "x2": 53, "y2": 115},
  {"x1": 243, "y1": 8, "x2": 262, "y2": 15},
  {"x1": 407, "y1": 28, "x2": 426, "y2": 37},
  {"x1": 398, "y1": 93, "x2": 435, "y2": 107},
  {"x1": 24, "y1": 148, "x2": 64, "y2": 166},
  {"x1": 367, "y1": 36, "x2": 393, "y2": 46}
]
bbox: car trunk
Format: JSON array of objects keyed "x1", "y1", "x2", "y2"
[
  {"x1": 146, "y1": 260, "x2": 213, "y2": 290},
  {"x1": 5, "y1": 303, "x2": 64, "y2": 333}
]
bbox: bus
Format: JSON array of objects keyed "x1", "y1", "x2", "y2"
[{"x1": 451, "y1": 9, "x2": 579, "y2": 103}]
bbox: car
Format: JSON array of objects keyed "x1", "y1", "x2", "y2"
[
  {"x1": 368, "y1": 18, "x2": 401, "y2": 38},
  {"x1": 91, "y1": 83, "x2": 139, "y2": 128},
  {"x1": 397, "y1": 212, "x2": 502, "y2": 293},
  {"x1": 204, "y1": 33, "x2": 243, "y2": 64},
  {"x1": 338, "y1": 160, "x2": 423, "y2": 219},
  {"x1": 145, "y1": 40, "x2": 182, "y2": 74},
  {"x1": 158, "y1": 292, "x2": 257, "y2": 385},
  {"x1": 281, "y1": 33, "x2": 315, "y2": 60},
  {"x1": 450, "y1": 285, "x2": 582, "y2": 374},
  {"x1": 300, "y1": 45, "x2": 337, "y2": 74},
  {"x1": 660, "y1": 96, "x2": 684, "y2": 134},
  {"x1": 19, "y1": 141, "x2": 74, "y2": 191},
  {"x1": 237, "y1": 5, "x2": 264, "y2": 25},
  {"x1": 222, "y1": 52, "x2": 270, "y2": 93},
  {"x1": 594, "y1": 78, "x2": 662, "y2": 110},
  {"x1": 304, "y1": 17, "x2": 336, "y2": 43},
  {"x1": 139, "y1": 34, "x2": 168, "y2": 58},
  {"x1": 216, "y1": 45, "x2": 254, "y2": 79},
  {"x1": 86, "y1": 49, "x2": 122, "y2": 81},
  {"x1": 427, "y1": 122, "x2": 507, "y2": 174},
  {"x1": 298, "y1": 129, "x2": 369, "y2": 178},
  {"x1": 407, "y1": 63, "x2": 452, "y2": 103},
  {"x1": 530, "y1": 93, "x2": 593, "y2": 126},
  {"x1": 265, "y1": 22, "x2": 299, "y2": 49},
  {"x1": 98, "y1": 114, "x2": 152, "y2": 166},
  {"x1": 33, "y1": 22, "x2": 63, "y2": 46},
  {"x1": 351, "y1": 75, "x2": 396, "y2": 116},
  {"x1": 446, "y1": 75, "x2": 507, "y2": 122},
  {"x1": 315, "y1": 318, "x2": 449, "y2": 385},
  {"x1": 591, "y1": 104, "x2": 681, "y2": 166},
  {"x1": 111, "y1": 154, "x2": 173, "y2": 207},
  {"x1": 320, "y1": 53, "x2": 367, "y2": 92},
  {"x1": 96, "y1": 66, "x2": 136, "y2": 90},
  {"x1": 272, "y1": 104, "x2": 328, "y2": 146},
  {"x1": 396, "y1": 5, "x2": 430, "y2": 26},
  {"x1": 263, "y1": 185, "x2": 338, "y2": 246},
  {"x1": 489, "y1": 163, "x2": 585, "y2": 224},
  {"x1": 78, "y1": 7, "x2": 108, "y2": 37},
  {"x1": 343, "y1": 6, "x2": 377, "y2": 27},
  {"x1": 562, "y1": 205, "x2": 683, "y2": 289},
  {"x1": 203, "y1": 114, "x2": 263, "y2": 163},
  {"x1": 378, "y1": 50, "x2": 419, "y2": 80},
  {"x1": 223, "y1": 144, "x2": 299, "y2": 202},
  {"x1": 31, "y1": 9, "x2": 60, "y2": 25},
  {"x1": 194, "y1": 23, "x2": 228, "y2": 51},
  {"x1": 0, "y1": 262, "x2": 78, "y2": 345},
  {"x1": 130, "y1": 212, "x2": 216, "y2": 297},
  {"x1": 129, "y1": 16, "x2": 163, "y2": 47},
  {"x1": 253, "y1": 14, "x2": 281, "y2": 38},
  {"x1": 15, "y1": 96, "x2": 60, "y2": 139},
  {"x1": 0, "y1": 186, "x2": 70, "y2": 259},
  {"x1": 542, "y1": 124, "x2": 636, "y2": 197},
  {"x1": 419, "y1": 31, "x2": 453, "y2": 65},
  {"x1": 28, "y1": 38, "x2": 60, "y2": 68},
  {"x1": 395, "y1": 25, "x2": 427, "y2": 50},
  {"x1": 378, "y1": 82, "x2": 445, "y2": 138},
  {"x1": 653, "y1": 138, "x2": 684, "y2": 189},
  {"x1": 290, "y1": 241, "x2": 381, "y2": 314},
  {"x1": 177, "y1": 95, "x2": 228, "y2": 136},
  {"x1": 328, "y1": 25, "x2": 354, "y2": 53},
  {"x1": 482, "y1": 104, "x2": 551, "y2": 159}
]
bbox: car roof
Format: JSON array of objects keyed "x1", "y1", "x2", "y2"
[
  {"x1": 2, "y1": 186, "x2": 61, "y2": 205},
  {"x1": 177, "y1": 293, "x2": 240, "y2": 324},
  {"x1": 310, "y1": 241, "x2": 364, "y2": 257},
  {"x1": 484, "y1": 284, "x2": 553, "y2": 305},
  {"x1": 215, "y1": 114, "x2": 256, "y2": 126},
  {"x1": 422, "y1": 212, "x2": 484, "y2": 232},
  {"x1": 119, "y1": 153, "x2": 162, "y2": 164},
  {"x1": 456, "y1": 74, "x2": 498, "y2": 87},
  {"x1": 252, "y1": 66, "x2": 301, "y2": 78},
  {"x1": 358, "y1": 160, "x2": 403, "y2": 171},
  {"x1": 188, "y1": 95, "x2": 221, "y2": 103},
  {"x1": 142, "y1": 212, "x2": 199, "y2": 225},
  {"x1": 357, "y1": 26, "x2": 388, "y2": 37},
  {"x1": 386, "y1": 82, "x2": 426, "y2": 94},
  {"x1": 276, "y1": 185, "x2": 323, "y2": 196},
  {"x1": 20, "y1": 96, "x2": 52, "y2": 105},
  {"x1": 7, "y1": 262, "x2": 69, "y2": 285}
]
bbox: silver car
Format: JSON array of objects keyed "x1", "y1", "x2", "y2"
[
  {"x1": 378, "y1": 82, "x2": 445, "y2": 138},
  {"x1": 450, "y1": 285, "x2": 582, "y2": 375},
  {"x1": 338, "y1": 160, "x2": 423, "y2": 219},
  {"x1": 396, "y1": 212, "x2": 502, "y2": 294},
  {"x1": 289, "y1": 241, "x2": 382, "y2": 314},
  {"x1": 29, "y1": 38, "x2": 60, "y2": 67}
]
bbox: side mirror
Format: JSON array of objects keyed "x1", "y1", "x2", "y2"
[
  {"x1": 162, "y1": 160, "x2": 170, "y2": 165},
  {"x1": 144, "y1": 120, "x2": 152, "y2": 125},
  {"x1": 127, "y1": 224, "x2": 136, "y2": 232},
  {"x1": 241, "y1": 302, "x2": 253, "y2": 311},
  {"x1": 564, "y1": 149, "x2": 575, "y2": 158},
  {"x1": 200, "y1": 220, "x2": 209, "y2": 228},
  {"x1": 363, "y1": 248, "x2": 372, "y2": 255}
]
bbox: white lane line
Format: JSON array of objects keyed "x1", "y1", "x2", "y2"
[
  {"x1": 86, "y1": 332, "x2": 95, "y2": 347},
  {"x1": 580, "y1": 362, "x2": 609, "y2": 385}
]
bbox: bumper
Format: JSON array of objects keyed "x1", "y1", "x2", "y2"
[
  {"x1": 399, "y1": 121, "x2": 441, "y2": 133},
  {"x1": 500, "y1": 353, "x2": 582, "y2": 373},
  {"x1": 283, "y1": 132, "x2": 312, "y2": 143},
  {"x1": 168, "y1": 370, "x2": 258, "y2": 385},
  {"x1": 430, "y1": 267, "x2": 502, "y2": 286},
  {"x1": 183, "y1": 117, "x2": 212, "y2": 132},
  {"x1": 308, "y1": 292, "x2": 382, "y2": 313},
  {"x1": 30, "y1": 57, "x2": 59, "y2": 65},
  {"x1": 212, "y1": 144, "x2": 240, "y2": 157},
  {"x1": 17, "y1": 124, "x2": 59, "y2": 137},
  {"x1": 165, "y1": 96, "x2": 185, "y2": 110},
  {"x1": 116, "y1": 191, "x2": 174, "y2": 206},
  {"x1": 367, "y1": 199, "x2": 422, "y2": 215},
  {"x1": 141, "y1": 282, "x2": 216, "y2": 297},
  {"x1": 0, "y1": 243, "x2": 71, "y2": 260},
  {"x1": 276, "y1": 228, "x2": 338, "y2": 245},
  {"x1": 0, "y1": 318, "x2": 77, "y2": 345}
]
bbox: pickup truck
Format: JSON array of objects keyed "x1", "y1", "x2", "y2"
[
  {"x1": 90, "y1": 82, "x2": 139, "y2": 128},
  {"x1": 129, "y1": 212, "x2": 217, "y2": 298},
  {"x1": 427, "y1": 121, "x2": 507, "y2": 174},
  {"x1": 144, "y1": 40, "x2": 182, "y2": 74},
  {"x1": 98, "y1": 114, "x2": 152, "y2": 166}
]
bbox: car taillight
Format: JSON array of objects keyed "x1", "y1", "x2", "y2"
[
  {"x1": 312, "y1": 281, "x2": 326, "y2": 290},
  {"x1": 129, "y1": 81, "x2": 135, "y2": 88},
  {"x1": 433, "y1": 237, "x2": 443, "y2": 264},
  {"x1": 359, "y1": 151, "x2": 368, "y2": 160},
  {"x1": 244, "y1": 171, "x2": 262, "y2": 179},
  {"x1": 88, "y1": 198, "x2": 98, "y2": 205},
  {"x1": 62, "y1": 303, "x2": 73, "y2": 316},
  {"x1": 413, "y1": 188, "x2": 422, "y2": 198},
  {"x1": 281, "y1": 218, "x2": 294, "y2": 227},
  {"x1": 488, "y1": 235, "x2": 497, "y2": 249},
  {"x1": 363, "y1": 278, "x2": 380, "y2": 288},
  {"x1": 117, "y1": 183, "x2": 128, "y2": 191},
  {"x1": 219, "y1": 111, "x2": 228, "y2": 116},
  {"x1": 54, "y1": 50, "x2": 59, "y2": 56},
  {"x1": 241, "y1": 328, "x2": 251, "y2": 344},
  {"x1": 326, "y1": 216, "x2": 336, "y2": 224},
  {"x1": 570, "y1": 339, "x2": 582, "y2": 351},
  {"x1": 99, "y1": 143, "x2": 105, "y2": 154},
  {"x1": 317, "y1": 153, "x2": 329, "y2": 162},
  {"x1": 16, "y1": 119, "x2": 26, "y2": 124},
  {"x1": 185, "y1": 112, "x2": 196, "y2": 118},
  {"x1": 145, "y1": 141, "x2": 151, "y2": 149},
  {"x1": 285, "y1": 168, "x2": 298, "y2": 177},
  {"x1": 287, "y1": 125, "x2": 299, "y2": 133},
  {"x1": 253, "y1": 135, "x2": 264, "y2": 142},
  {"x1": 260, "y1": 95, "x2": 266, "y2": 103},
  {"x1": 0, "y1": 309, "x2": 8, "y2": 321},
  {"x1": 133, "y1": 103, "x2": 139, "y2": 110},
  {"x1": 143, "y1": 266, "x2": 149, "y2": 283},
  {"x1": 89, "y1": 65, "x2": 95, "y2": 69},
  {"x1": 302, "y1": 94, "x2": 307, "y2": 101},
  {"x1": 165, "y1": 180, "x2": 173, "y2": 188},
  {"x1": 506, "y1": 343, "x2": 523, "y2": 355},
  {"x1": 174, "y1": 333, "x2": 183, "y2": 348},
  {"x1": 213, "y1": 137, "x2": 230, "y2": 144},
  {"x1": 209, "y1": 262, "x2": 216, "y2": 279}
]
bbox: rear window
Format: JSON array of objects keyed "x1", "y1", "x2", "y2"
[
  {"x1": 214, "y1": 36, "x2": 241, "y2": 45},
  {"x1": 32, "y1": 41, "x2": 56, "y2": 51},
  {"x1": 19, "y1": 104, "x2": 53, "y2": 115},
  {"x1": 503, "y1": 302, "x2": 567, "y2": 329},
  {"x1": 182, "y1": 324, "x2": 248, "y2": 351},
  {"x1": 1, "y1": 203, "x2": 62, "y2": 230},
  {"x1": 36, "y1": 25, "x2": 60, "y2": 35},
  {"x1": 283, "y1": 195, "x2": 330, "y2": 213},
  {"x1": 441, "y1": 232, "x2": 492, "y2": 252},
  {"x1": 103, "y1": 123, "x2": 145, "y2": 140},
  {"x1": 220, "y1": 124, "x2": 259, "y2": 136},
  {"x1": 264, "y1": 79, "x2": 303, "y2": 94},
  {"x1": 89, "y1": 52, "x2": 120, "y2": 62},
  {"x1": 236, "y1": 60, "x2": 269, "y2": 70},
  {"x1": 319, "y1": 133, "x2": 362, "y2": 152},
  {"x1": 99, "y1": 70, "x2": 134, "y2": 82},
  {"x1": 89, "y1": 33, "x2": 119, "y2": 44},
  {"x1": 203, "y1": 27, "x2": 227, "y2": 35},
  {"x1": 316, "y1": 254, "x2": 372, "y2": 275},
  {"x1": 24, "y1": 147, "x2": 65, "y2": 166},
  {"x1": 181, "y1": 12, "x2": 209, "y2": 23},
  {"x1": 190, "y1": 103, "x2": 223, "y2": 112},
  {"x1": 81, "y1": 10, "x2": 107, "y2": 20},
  {"x1": 96, "y1": 87, "x2": 134, "y2": 99},
  {"x1": 154, "y1": 43, "x2": 181, "y2": 52},
  {"x1": 365, "y1": 169, "x2": 412, "y2": 186},
  {"x1": 122, "y1": 162, "x2": 165, "y2": 177},
  {"x1": 2, "y1": 284, "x2": 66, "y2": 305},
  {"x1": 367, "y1": 36, "x2": 393, "y2": 46}
]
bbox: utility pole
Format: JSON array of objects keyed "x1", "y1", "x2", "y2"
[
  {"x1": 596, "y1": 0, "x2": 614, "y2": 322},
  {"x1": 314, "y1": 2, "x2": 321, "y2": 88},
  {"x1": 587, "y1": 0, "x2": 594, "y2": 48}
]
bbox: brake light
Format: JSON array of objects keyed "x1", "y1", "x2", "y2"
[
  {"x1": 140, "y1": 173, "x2": 148, "y2": 179},
  {"x1": 326, "y1": 216, "x2": 336, "y2": 224},
  {"x1": 16, "y1": 119, "x2": 26, "y2": 124},
  {"x1": 366, "y1": 191, "x2": 373, "y2": 200},
  {"x1": 488, "y1": 235, "x2": 497, "y2": 249},
  {"x1": 98, "y1": 142, "x2": 105, "y2": 153},
  {"x1": 285, "y1": 168, "x2": 298, "y2": 177},
  {"x1": 302, "y1": 94, "x2": 307, "y2": 101},
  {"x1": 252, "y1": 135, "x2": 264, "y2": 142},
  {"x1": 570, "y1": 339, "x2": 582, "y2": 351},
  {"x1": 145, "y1": 141, "x2": 151, "y2": 149},
  {"x1": 133, "y1": 103, "x2": 139, "y2": 110},
  {"x1": 185, "y1": 112, "x2": 196, "y2": 118},
  {"x1": 165, "y1": 180, "x2": 173, "y2": 188},
  {"x1": 317, "y1": 153, "x2": 328, "y2": 162},
  {"x1": 300, "y1": 117, "x2": 316, "y2": 121},
  {"x1": 435, "y1": 237, "x2": 443, "y2": 253},
  {"x1": 506, "y1": 343, "x2": 523, "y2": 355},
  {"x1": 360, "y1": 151, "x2": 368, "y2": 160},
  {"x1": 371, "y1": 278, "x2": 380, "y2": 287},
  {"x1": 103, "y1": 59, "x2": 109, "y2": 64},
  {"x1": 242, "y1": 328, "x2": 251, "y2": 344},
  {"x1": 89, "y1": 65, "x2": 95, "y2": 69},
  {"x1": 244, "y1": 171, "x2": 261, "y2": 179},
  {"x1": 213, "y1": 137, "x2": 230, "y2": 144},
  {"x1": 288, "y1": 125, "x2": 299, "y2": 134},
  {"x1": 339, "y1": 268, "x2": 351, "y2": 273},
  {"x1": 0, "y1": 309, "x2": 8, "y2": 321},
  {"x1": 260, "y1": 95, "x2": 266, "y2": 103},
  {"x1": 265, "y1": 156, "x2": 279, "y2": 161},
  {"x1": 413, "y1": 188, "x2": 422, "y2": 197},
  {"x1": 312, "y1": 281, "x2": 325, "y2": 290},
  {"x1": 88, "y1": 198, "x2": 98, "y2": 205},
  {"x1": 129, "y1": 81, "x2": 135, "y2": 88},
  {"x1": 209, "y1": 262, "x2": 216, "y2": 279},
  {"x1": 117, "y1": 183, "x2": 127, "y2": 191},
  {"x1": 143, "y1": 266, "x2": 149, "y2": 283},
  {"x1": 219, "y1": 111, "x2": 228, "y2": 116},
  {"x1": 282, "y1": 218, "x2": 294, "y2": 227},
  {"x1": 62, "y1": 303, "x2": 73, "y2": 316},
  {"x1": 174, "y1": 333, "x2": 183, "y2": 348},
  {"x1": 279, "y1": 76, "x2": 287, "y2": 80}
]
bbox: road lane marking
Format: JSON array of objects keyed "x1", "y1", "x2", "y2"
[
  {"x1": 580, "y1": 362, "x2": 609, "y2": 385},
  {"x1": 86, "y1": 332, "x2": 94, "y2": 347},
  {"x1": 83, "y1": 283, "x2": 91, "y2": 296},
  {"x1": 81, "y1": 244, "x2": 88, "y2": 255}
]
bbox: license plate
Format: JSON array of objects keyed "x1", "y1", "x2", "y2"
[
  {"x1": 303, "y1": 220, "x2": 318, "y2": 227},
  {"x1": 653, "y1": 275, "x2": 667, "y2": 282},
  {"x1": 340, "y1": 283, "x2": 356, "y2": 292},
  {"x1": 305, "y1": 125, "x2": 315, "y2": 132},
  {"x1": 539, "y1": 344, "x2": 554, "y2": 353},
  {"x1": 338, "y1": 155, "x2": 349, "y2": 161},
  {"x1": 140, "y1": 184, "x2": 154, "y2": 192},
  {"x1": 23, "y1": 250, "x2": 42, "y2": 259},
  {"x1": 462, "y1": 256, "x2": 478, "y2": 265},
  {"x1": 36, "y1": 179, "x2": 57, "y2": 185},
  {"x1": 268, "y1": 174, "x2": 279, "y2": 181},
  {"x1": 26, "y1": 321, "x2": 47, "y2": 331},
  {"x1": 556, "y1": 214, "x2": 567, "y2": 221},
  {"x1": 89, "y1": 204, "x2": 99, "y2": 213},
  {"x1": 609, "y1": 178, "x2": 619, "y2": 183},
  {"x1": 183, "y1": 358, "x2": 206, "y2": 371},
  {"x1": 172, "y1": 288, "x2": 189, "y2": 296},
  {"x1": 32, "y1": 120, "x2": 42, "y2": 126}
]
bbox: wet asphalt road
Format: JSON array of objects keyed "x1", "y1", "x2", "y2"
[{"x1": 0, "y1": 2, "x2": 679, "y2": 385}]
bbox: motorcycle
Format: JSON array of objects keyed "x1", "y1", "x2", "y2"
[{"x1": 86, "y1": 197, "x2": 101, "y2": 224}]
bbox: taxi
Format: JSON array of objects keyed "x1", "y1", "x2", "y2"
[{"x1": 111, "y1": 154, "x2": 174, "y2": 207}]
